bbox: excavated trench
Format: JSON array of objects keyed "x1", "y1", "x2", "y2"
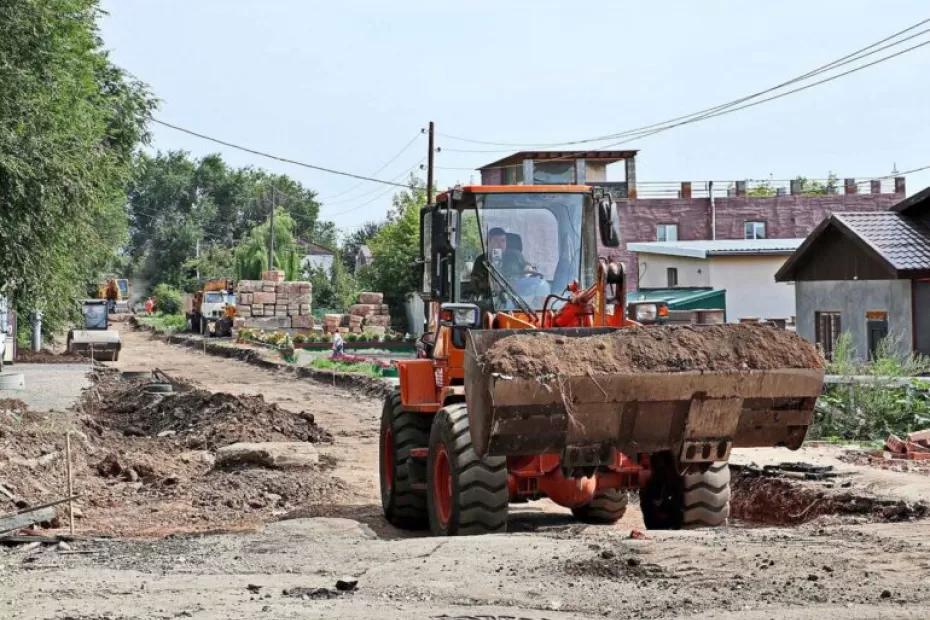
[{"x1": 728, "y1": 464, "x2": 929, "y2": 526}]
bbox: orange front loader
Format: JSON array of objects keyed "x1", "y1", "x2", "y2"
[{"x1": 380, "y1": 185, "x2": 823, "y2": 536}]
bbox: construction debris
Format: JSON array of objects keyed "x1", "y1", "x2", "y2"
[
  {"x1": 883, "y1": 431, "x2": 930, "y2": 460},
  {"x1": 0, "y1": 506, "x2": 58, "y2": 535}
]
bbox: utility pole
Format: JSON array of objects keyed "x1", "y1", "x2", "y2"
[
  {"x1": 195, "y1": 238, "x2": 201, "y2": 281},
  {"x1": 426, "y1": 121, "x2": 435, "y2": 205},
  {"x1": 268, "y1": 186, "x2": 276, "y2": 272}
]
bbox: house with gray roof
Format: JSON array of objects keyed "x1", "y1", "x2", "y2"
[
  {"x1": 628, "y1": 238, "x2": 804, "y2": 323},
  {"x1": 775, "y1": 186, "x2": 930, "y2": 360}
]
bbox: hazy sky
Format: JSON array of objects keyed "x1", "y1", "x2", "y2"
[{"x1": 99, "y1": 1, "x2": 930, "y2": 233}]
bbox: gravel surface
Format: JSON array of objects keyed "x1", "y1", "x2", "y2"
[{"x1": 0, "y1": 363, "x2": 91, "y2": 412}]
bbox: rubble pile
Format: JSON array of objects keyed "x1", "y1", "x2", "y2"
[
  {"x1": 0, "y1": 369, "x2": 343, "y2": 538},
  {"x1": 882, "y1": 430, "x2": 930, "y2": 461},
  {"x1": 322, "y1": 292, "x2": 391, "y2": 337},
  {"x1": 235, "y1": 270, "x2": 313, "y2": 330}
]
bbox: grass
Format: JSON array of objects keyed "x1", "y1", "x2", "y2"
[
  {"x1": 137, "y1": 312, "x2": 188, "y2": 334},
  {"x1": 308, "y1": 356, "x2": 383, "y2": 378}
]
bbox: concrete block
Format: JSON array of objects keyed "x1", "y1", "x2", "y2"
[
  {"x1": 243, "y1": 316, "x2": 291, "y2": 330},
  {"x1": 215, "y1": 442, "x2": 318, "y2": 469},
  {"x1": 358, "y1": 292, "x2": 384, "y2": 304},
  {"x1": 291, "y1": 314, "x2": 313, "y2": 329},
  {"x1": 349, "y1": 303, "x2": 377, "y2": 317}
]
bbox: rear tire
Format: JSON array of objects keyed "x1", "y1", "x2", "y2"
[
  {"x1": 380, "y1": 390, "x2": 431, "y2": 529},
  {"x1": 640, "y1": 453, "x2": 730, "y2": 529},
  {"x1": 571, "y1": 489, "x2": 629, "y2": 524},
  {"x1": 426, "y1": 404, "x2": 508, "y2": 536}
]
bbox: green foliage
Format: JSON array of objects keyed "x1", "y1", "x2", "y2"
[
  {"x1": 152, "y1": 283, "x2": 183, "y2": 316},
  {"x1": 309, "y1": 356, "x2": 383, "y2": 378},
  {"x1": 127, "y1": 151, "x2": 331, "y2": 290},
  {"x1": 137, "y1": 312, "x2": 187, "y2": 334},
  {"x1": 0, "y1": 0, "x2": 155, "y2": 335},
  {"x1": 794, "y1": 173, "x2": 839, "y2": 196},
  {"x1": 747, "y1": 181, "x2": 776, "y2": 198},
  {"x1": 234, "y1": 213, "x2": 302, "y2": 280},
  {"x1": 813, "y1": 333, "x2": 930, "y2": 440},
  {"x1": 358, "y1": 176, "x2": 426, "y2": 329},
  {"x1": 306, "y1": 249, "x2": 358, "y2": 310},
  {"x1": 341, "y1": 221, "x2": 383, "y2": 273}
]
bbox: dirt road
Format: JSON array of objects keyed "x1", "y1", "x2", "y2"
[{"x1": 4, "y1": 327, "x2": 930, "y2": 618}]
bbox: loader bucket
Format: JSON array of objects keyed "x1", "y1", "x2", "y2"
[
  {"x1": 67, "y1": 329, "x2": 122, "y2": 362},
  {"x1": 464, "y1": 326, "x2": 825, "y2": 462}
]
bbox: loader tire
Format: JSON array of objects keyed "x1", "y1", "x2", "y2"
[
  {"x1": 641, "y1": 453, "x2": 730, "y2": 530},
  {"x1": 571, "y1": 489, "x2": 629, "y2": 524},
  {"x1": 427, "y1": 404, "x2": 508, "y2": 536},
  {"x1": 681, "y1": 462, "x2": 730, "y2": 528},
  {"x1": 380, "y1": 390, "x2": 431, "y2": 529}
]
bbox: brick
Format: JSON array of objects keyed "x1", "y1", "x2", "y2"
[
  {"x1": 274, "y1": 306, "x2": 288, "y2": 316},
  {"x1": 237, "y1": 292, "x2": 252, "y2": 305},
  {"x1": 261, "y1": 270, "x2": 285, "y2": 282},
  {"x1": 358, "y1": 292, "x2": 383, "y2": 304},
  {"x1": 907, "y1": 429, "x2": 930, "y2": 445},
  {"x1": 262, "y1": 284, "x2": 276, "y2": 292},
  {"x1": 252, "y1": 291, "x2": 275, "y2": 305},
  {"x1": 235, "y1": 305, "x2": 252, "y2": 317},
  {"x1": 299, "y1": 304, "x2": 311, "y2": 315},
  {"x1": 349, "y1": 315, "x2": 364, "y2": 326},
  {"x1": 885, "y1": 434, "x2": 907, "y2": 454},
  {"x1": 296, "y1": 293, "x2": 312, "y2": 305},
  {"x1": 251, "y1": 305, "x2": 264, "y2": 317}
]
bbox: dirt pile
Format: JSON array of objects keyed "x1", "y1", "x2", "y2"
[
  {"x1": 480, "y1": 324, "x2": 824, "y2": 378},
  {"x1": 86, "y1": 370, "x2": 332, "y2": 449},
  {"x1": 15, "y1": 349, "x2": 87, "y2": 363},
  {"x1": 0, "y1": 370, "x2": 344, "y2": 537}
]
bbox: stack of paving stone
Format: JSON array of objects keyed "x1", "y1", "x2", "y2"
[{"x1": 235, "y1": 273, "x2": 313, "y2": 330}]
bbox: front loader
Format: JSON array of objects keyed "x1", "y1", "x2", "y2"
[
  {"x1": 67, "y1": 299, "x2": 121, "y2": 361},
  {"x1": 380, "y1": 185, "x2": 824, "y2": 536}
]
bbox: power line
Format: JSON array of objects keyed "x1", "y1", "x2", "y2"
[
  {"x1": 316, "y1": 129, "x2": 424, "y2": 201},
  {"x1": 440, "y1": 16, "x2": 930, "y2": 152},
  {"x1": 451, "y1": 37, "x2": 930, "y2": 171},
  {"x1": 152, "y1": 118, "x2": 414, "y2": 189},
  {"x1": 325, "y1": 159, "x2": 426, "y2": 217}
]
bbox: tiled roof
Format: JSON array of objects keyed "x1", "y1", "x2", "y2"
[
  {"x1": 835, "y1": 212, "x2": 930, "y2": 271},
  {"x1": 627, "y1": 238, "x2": 804, "y2": 259}
]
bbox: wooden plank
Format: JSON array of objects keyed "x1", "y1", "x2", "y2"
[{"x1": 0, "y1": 506, "x2": 56, "y2": 534}]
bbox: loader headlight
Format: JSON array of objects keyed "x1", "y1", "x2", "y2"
[{"x1": 440, "y1": 303, "x2": 480, "y2": 328}]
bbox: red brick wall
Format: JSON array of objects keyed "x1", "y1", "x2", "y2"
[{"x1": 603, "y1": 193, "x2": 904, "y2": 290}]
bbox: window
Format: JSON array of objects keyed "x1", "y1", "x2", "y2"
[
  {"x1": 667, "y1": 267, "x2": 678, "y2": 287},
  {"x1": 502, "y1": 165, "x2": 524, "y2": 185},
  {"x1": 532, "y1": 161, "x2": 575, "y2": 185},
  {"x1": 815, "y1": 311, "x2": 842, "y2": 359},
  {"x1": 657, "y1": 223, "x2": 678, "y2": 242},
  {"x1": 745, "y1": 221, "x2": 766, "y2": 239}
]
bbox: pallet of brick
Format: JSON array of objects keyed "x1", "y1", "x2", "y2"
[
  {"x1": 261, "y1": 269, "x2": 285, "y2": 283},
  {"x1": 291, "y1": 314, "x2": 313, "y2": 329},
  {"x1": 322, "y1": 313, "x2": 343, "y2": 333},
  {"x1": 236, "y1": 304, "x2": 252, "y2": 318},
  {"x1": 349, "y1": 303, "x2": 378, "y2": 317},
  {"x1": 358, "y1": 292, "x2": 383, "y2": 305}
]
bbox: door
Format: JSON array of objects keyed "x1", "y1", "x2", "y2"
[
  {"x1": 914, "y1": 281, "x2": 930, "y2": 356},
  {"x1": 867, "y1": 318, "x2": 889, "y2": 360}
]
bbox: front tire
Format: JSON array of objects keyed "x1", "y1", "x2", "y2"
[
  {"x1": 426, "y1": 404, "x2": 508, "y2": 536},
  {"x1": 572, "y1": 489, "x2": 629, "y2": 524},
  {"x1": 380, "y1": 390, "x2": 431, "y2": 529},
  {"x1": 640, "y1": 453, "x2": 730, "y2": 529}
]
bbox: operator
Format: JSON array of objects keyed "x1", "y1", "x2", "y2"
[{"x1": 469, "y1": 227, "x2": 515, "y2": 305}]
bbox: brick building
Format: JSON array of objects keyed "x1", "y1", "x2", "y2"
[{"x1": 478, "y1": 151, "x2": 905, "y2": 290}]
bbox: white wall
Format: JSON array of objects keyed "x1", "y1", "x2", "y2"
[
  {"x1": 634, "y1": 252, "x2": 794, "y2": 322},
  {"x1": 637, "y1": 254, "x2": 710, "y2": 288},
  {"x1": 708, "y1": 256, "x2": 794, "y2": 321},
  {"x1": 302, "y1": 254, "x2": 333, "y2": 276}
]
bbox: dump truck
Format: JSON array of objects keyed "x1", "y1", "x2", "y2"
[
  {"x1": 187, "y1": 278, "x2": 236, "y2": 337},
  {"x1": 97, "y1": 277, "x2": 131, "y2": 313},
  {"x1": 67, "y1": 299, "x2": 121, "y2": 361},
  {"x1": 380, "y1": 185, "x2": 825, "y2": 536}
]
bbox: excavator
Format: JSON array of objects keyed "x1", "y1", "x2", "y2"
[{"x1": 380, "y1": 185, "x2": 825, "y2": 536}]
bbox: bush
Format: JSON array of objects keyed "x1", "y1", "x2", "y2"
[{"x1": 152, "y1": 283, "x2": 183, "y2": 315}]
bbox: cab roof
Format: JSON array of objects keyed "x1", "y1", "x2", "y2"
[{"x1": 434, "y1": 184, "x2": 592, "y2": 202}]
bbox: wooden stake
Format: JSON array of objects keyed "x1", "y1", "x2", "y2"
[{"x1": 65, "y1": 432, "x2": 74, "y2": 535}]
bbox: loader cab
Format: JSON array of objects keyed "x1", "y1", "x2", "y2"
[
  {"x1": 420, "y1": 186, "x2": 618, "y2": 317},
  {"x1": 82, "y1": 300, "x2": 109, "y2": 330}
]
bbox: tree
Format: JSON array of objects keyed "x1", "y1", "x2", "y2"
[
  {"x1": 126, "y1": 151, "x2": 331, "y2": 291},
  {"x1": 0, "y1": 0, "x2": 155, "y2": 335},
  {"x1": 341, "y1": 221, "x2": 384, "y2": 273},
  {"x1": 234, "y1": 213, "x2": 302, "y2": 281},
  {"x1": 359, "y1": 177, "x2": 426, "y2": 328}
]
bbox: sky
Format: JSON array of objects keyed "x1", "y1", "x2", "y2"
[{"x1": 99, "y1": 1, "x2": 930, "y2": 234}]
